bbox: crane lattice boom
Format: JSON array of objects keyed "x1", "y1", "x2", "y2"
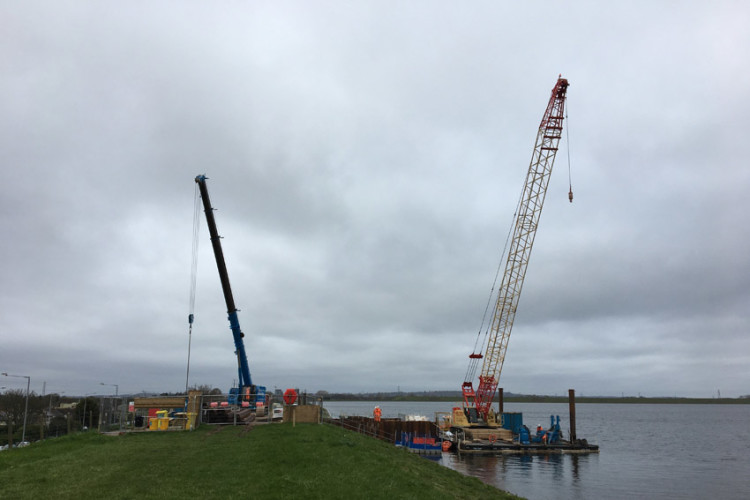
[{"x1": 463, "y1": 76, "x2": 569, "y2": 420}]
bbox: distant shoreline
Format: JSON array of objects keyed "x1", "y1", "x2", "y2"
[{"x1": 318, "y1": 394, "x2": 750, "y2": 405}]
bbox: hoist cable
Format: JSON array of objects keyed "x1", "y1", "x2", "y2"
[
  {"x1": 185, "y1": 183, "x2": 201, "y2": 393},
  {"x1": 465, "y1": 175, "x2": 524, "y2": 384},
  {"x1": 189, "y1": 183, "x2": 201, "y2": 317}
]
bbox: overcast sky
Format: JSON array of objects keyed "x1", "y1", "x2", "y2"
[{"x1": 2, "y1": 1, "x2": 748, "y2": 399}]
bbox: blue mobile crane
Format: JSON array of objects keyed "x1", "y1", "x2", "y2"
[{"x1": 195, "y1": 175, "x2": 266, "y2": 408}]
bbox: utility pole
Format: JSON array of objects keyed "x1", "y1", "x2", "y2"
[{"x1": 2, "y1": 373, "x2": 30, "y2": 444}]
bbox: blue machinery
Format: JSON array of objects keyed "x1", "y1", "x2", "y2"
[
  {"x1": 509, "y1": 413, "x2": 562, "y2": 445},
  {"x1": 195, "y1": 175, "x2": 266, "y2": 407}
]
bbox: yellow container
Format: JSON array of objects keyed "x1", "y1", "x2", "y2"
[{"x1": 150, "y1": 410, "x2": 170, "y2": 431}]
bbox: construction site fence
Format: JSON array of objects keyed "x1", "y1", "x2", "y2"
[
  {"x1": 324, "y1": 415, "x2": 441, "y2": 447},
  {"x1": 93, "y1": 395, "x2": 441, "y2": 441},
  {"x1": 120, "y1": 392, "x2": 324, "y2": 429},
  {"x1": 94, "y1": 396, "x2": 128, "y2": 432},
  {"x1": 198, "y1": 392, "x2": 324, "y2": 426}
]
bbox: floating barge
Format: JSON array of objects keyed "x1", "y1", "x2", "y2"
[
  {"x1": 445, "y1": 414, "x2": 598, "y2": 455},
  {"x1": 457, "y1": 437, "x2": 597, "y2": 454},
  {"x1": 327, "y1": 390, "x2": 598, "y2": 456},
  {"x1": 396, "y1": 434, "x2": 442, "y2": 456},
  {"x1": 442, "y1": 389, "x2": 599, "y2": 455}
]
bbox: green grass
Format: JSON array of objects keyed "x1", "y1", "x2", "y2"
[{"x1": 0, "y1": 423, "x2": 520, "y2": 499}]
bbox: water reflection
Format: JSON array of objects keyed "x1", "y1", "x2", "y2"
[
  {"x1": 570, "y1": 454, "x2": 580, "y2": 483},
  {"x1": 440, "y1": 452, "x2": 595, "y2": 500}
]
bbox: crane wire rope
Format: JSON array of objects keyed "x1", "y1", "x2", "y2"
[
  {"x1": 185, "y1": 183, "x2": 201, "y2": 393},
  {"x1": 464, "y1": 175, "x2": 525, "y2": 384},
  {"x1": 466, "y1": 92, "x2": 571, "y2": 383}
]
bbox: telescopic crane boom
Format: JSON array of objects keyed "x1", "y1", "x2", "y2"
[
  {"x1": 195, "y1": 175, "x2": 264, "y2": 407},
  {"x1": 462, "y1": 76, "x2": 569, "y2": 421}
]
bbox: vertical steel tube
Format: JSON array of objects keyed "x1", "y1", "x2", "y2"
[
  {"x1": 568, "y1": 389, "x2": 577, "y2": 442},
  {"x1": 22, "y1": 377, "x2": 29, "y2": 443}
]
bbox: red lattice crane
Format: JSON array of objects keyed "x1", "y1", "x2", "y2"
[{"x1": 462, "y1": 76, "x2": 569, "y2": 422}]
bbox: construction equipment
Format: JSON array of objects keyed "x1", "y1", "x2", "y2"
[
  {"x1": 194, "y1": 175, "x2": 266, "y2": 408},
  {"x1": 461, "y1": 76, "x2": 569, "y2": 423}
]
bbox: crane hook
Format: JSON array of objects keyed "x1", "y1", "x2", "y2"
[{"x1": 568, "y1": 188, "x2": 573, "y2": 203}]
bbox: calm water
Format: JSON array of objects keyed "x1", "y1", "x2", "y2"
[{"x1": 322, "y1": 401, "x2": 750, "y2": 499}]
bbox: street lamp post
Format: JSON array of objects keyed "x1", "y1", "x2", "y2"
[
  {"x1": 81, "y1": 392, "x2": 95, "y2": 431},
  {"x1": 100, "y1": 382, "x2": 119, "y2": 430},
  {"x1": 2, "y1": 372, "x2": 31, "y2": 444},
  {"x1": 99, "y1": 382, "x2": 119, "y2": 397}
]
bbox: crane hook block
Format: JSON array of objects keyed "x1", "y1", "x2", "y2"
[{"x1": 568, "y1": 189, "x2": 574, "y2": 203}]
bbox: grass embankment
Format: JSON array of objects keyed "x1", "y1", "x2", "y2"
[{"x1": 0, "y1": 423, "x2": 519, "y2": 499}]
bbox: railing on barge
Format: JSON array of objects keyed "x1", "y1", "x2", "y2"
[{"x1": 325, "y1": 416, "x2": 442, "y2": 455}]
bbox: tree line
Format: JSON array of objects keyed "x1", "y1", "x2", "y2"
[{"x1": 0, "y1": 389, "x2": 105, "y2": 447}]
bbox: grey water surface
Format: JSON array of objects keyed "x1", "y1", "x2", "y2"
[{"x1": 321, "y1": 400, "x2": 750, "y2": 499}]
